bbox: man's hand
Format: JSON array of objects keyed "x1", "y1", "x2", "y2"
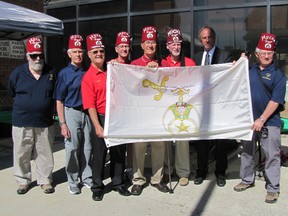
[{"x1": 60, "y1": 124, "x2": 71, "y2": 139}]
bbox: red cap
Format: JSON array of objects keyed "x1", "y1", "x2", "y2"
[
  {"x1": 167, "y1": 29, "x2": 182, "y2": 44},
  {"x1": 142, "y1": 26, "x2": 157, "y2": 42},
  {"x1": 116, "y1": 32, "x2": 131, "y2": 46},
  {"x1": 256, "y1": 33, "x2": 276, "y2": 51},
  {"x1": 86, "y1": 33, "x2": 104, "y2": 51},
  {"x1": 26, "y1": 37, "x2": 43, "y2": 53},
  {"x1": 68, "y1": 34, "x2": 83, "y2": 49}
]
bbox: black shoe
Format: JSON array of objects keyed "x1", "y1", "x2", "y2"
[
  {"x1": 17, "y1": 185, "x2": 28, "y2": 195},
  {"x1": 114, "y1": 186, "x2": 131, "y2": 196},
  {"x1": 194, "y1": 177, "x2": 204, "y2": 185},
  {"x1": 162, "y1": 174, "x2": 169, "y2": 183},
  {"x1": 92, "y1": 190, "x2": 104, "y2": 201},
  {"x1": 131, "y1": 184, "x2": 143, "y2": 196},
  {"x1": 150, "y1": 183, "x2": 169, "y2": 193},
  {"x1": 216, "y1": 175, "x2": 226, "y2": 187}
]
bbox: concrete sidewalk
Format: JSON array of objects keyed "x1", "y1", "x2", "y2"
[{"x1": 0, "y1": 133, "x2": 288, "y2": 216}]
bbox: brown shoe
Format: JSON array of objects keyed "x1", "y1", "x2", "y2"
[
  {"x1": 41, "y1": 184, "x2": 55, "y2": 194},
  {"x1": 179, "y1": 178, "x2": 189, "y2": 186},
  {"x1": 234, "y1": 182, "x2": 254, "y2": 192},
  {"x1": 265, "y1": 192, "x2": 279, "y2": 204},
  {"x1": 17, "y1": 185, "x2": 28, "y2": 195}
]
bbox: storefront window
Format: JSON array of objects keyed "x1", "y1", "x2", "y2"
[
  {"x1": 46, "y1": 6, "x2": 76, "y2": 20},
  {"x1": 194, "y1": 7, "x2": 266, "y2": 60},
  {"x1": 79, "y1": 0, "x2": 127, "y2": 17},
  {"x1": 194, "y1": 0, "x2": 264, "y2": 6},
  {"x1": 271, "y1": 5, "x2": 288, "y2": 73},
  {"x1": 131, "y1": 0, "x2": 190, "y2": 12}
]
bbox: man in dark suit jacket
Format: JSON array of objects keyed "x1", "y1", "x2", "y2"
[{"x1": 193, "y1": 26, "x2": 234, "y2": 187}]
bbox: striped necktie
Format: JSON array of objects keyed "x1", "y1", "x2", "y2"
[{"x1": 204, "y1": 52, "x2": 210, "y2": 65}]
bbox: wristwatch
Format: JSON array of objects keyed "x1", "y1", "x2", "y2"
[{"x1": 59, "y1": 121, "x2": 66, "y2": 126}]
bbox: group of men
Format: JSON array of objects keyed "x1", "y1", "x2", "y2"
[{"x1": 8, "y1": 25, "x2": 286, "y2": 204}]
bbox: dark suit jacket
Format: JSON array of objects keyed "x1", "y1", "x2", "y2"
[{"x1": 193, "y1": 46, "x2": 232, "y2": 65}]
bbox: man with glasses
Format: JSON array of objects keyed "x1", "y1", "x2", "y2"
[
  {"x1": 81, "y1": 33, "x2": 131, "y2": 201},
  {"x1": 8, "y1": 37, "x2": 56, "y2": 195},
  {"x1": 130, "y1": 26, "x2": 169, "y2": 196},
  {"x1": 234, "y1": 33, "x2": 286, "y2": 204},
  {"x1": 54, "y1": 35, "x2": 93, "y2": 195}
]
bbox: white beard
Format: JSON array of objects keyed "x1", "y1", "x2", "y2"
[{"x1": 30, "y1": 60, "x2": 44, "y2": 72}]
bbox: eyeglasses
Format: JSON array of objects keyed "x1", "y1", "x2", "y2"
[
  {"x1": 91, "y1": 50, "x2": 105, "y2": 54},
  {"x1": 118, "y1": 45, "x2": 130, "y2": 49},
  {"x1": 29, "y1": 54, "x2": 44, "y2": 60},
  {"x1": 258, "y1": 52, "x2": 274, "y2": 57},
  {"x1": 143, "y1": 41, "x2": 157, "y2": 45}
]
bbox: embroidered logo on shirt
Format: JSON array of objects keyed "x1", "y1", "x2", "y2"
[{"x1": 263, "y1": 73, "x2": 271, "y2": 80}]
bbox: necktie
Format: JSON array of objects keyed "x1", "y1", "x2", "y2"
[{"x1": 204, "y1": 52, "x2": 210, "y2": 65}]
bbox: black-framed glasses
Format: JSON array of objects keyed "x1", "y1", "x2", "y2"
[
  {"x1": 91, "y1": 50, "x2": 105, "y2": 54},
  {"x1": 29, "y1": 54, "x2": 44, "y2": 60}
]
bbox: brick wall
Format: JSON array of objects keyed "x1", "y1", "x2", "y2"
[{"x1": 0, "y1": 0, "x2": 44, "y2": 89}]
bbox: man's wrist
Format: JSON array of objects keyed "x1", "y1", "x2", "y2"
[
  {"x1": 59, "y1": 121, "x2": 66, "y2": 126},
  {"x1": 259, "y1": 117, "x2": 265, "y2": 123}
]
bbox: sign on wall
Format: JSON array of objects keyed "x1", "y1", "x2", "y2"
[{"x1": 0, "y1": 41, "x2": 25, "y2": 59}]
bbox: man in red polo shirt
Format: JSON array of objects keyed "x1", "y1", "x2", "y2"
[
  {"x1": 161, "y1": 29, "x2": 196, "y2": 187},
  {"x1": 81, "y1": 33, "x2": 131, "y2": 201},
  {"x1": 130, "y1": 26, "x2": 169, "y2": 196}
]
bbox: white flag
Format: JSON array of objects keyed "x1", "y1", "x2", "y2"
[{"x1": 104, "y1": 57, "x2": 253, "y2": 147}]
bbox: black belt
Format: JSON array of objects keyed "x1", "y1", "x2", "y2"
[{"x1": 72, "y1": 106, "x2": 84, "y2": 112}]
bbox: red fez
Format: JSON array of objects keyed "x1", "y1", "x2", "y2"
[
  {"x1": 116, "y1": 32, "x2": 131, "y2": 46},
  {"x1": 68, "y1": 34, "x2": 83, "y2": 49},
  {"x1": 167, "y1": 29, "x2": 182, "y2": 44},
  {"x1": 86, "y1": 33, "x2": 104, "y2": 51},
  {"x1": 142, "y1": 26, "x2": 157, "y2": 43},
  {"x1": 256, "y1": 33, "x2": 276, "y2": 51},
  {"x1": 26, "y1": 37, "x2": 43, "y2": 53}
]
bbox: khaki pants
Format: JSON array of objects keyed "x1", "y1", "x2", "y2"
[
  {"x1": 165, "y1": 141, "x2": 190, "y2": 178},
  {"x1": 132, "y1": 141, "x2": 165, "y2": 185},
  {"x1": 13, "y1": 126, "x2": 54, "y2": 185}
]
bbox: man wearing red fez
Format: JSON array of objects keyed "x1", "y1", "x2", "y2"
[
  {"x1": 234, "y1": 33, "x2": 286, "y2": 204},
  {"x1": 109, "y1": 31, "x2": 134, "y2": 181},
  {"x1": 54, "y1": 34, "x2": 93, "y2": 195},
  {"x1": 161, "y1": 29, "x2": 196, "y2": 187},
  {"x1": 8, "y1": 36, "x2": 56, "y2": 195},
  {"x1": 111, "y1": 31, "x2": 131, "y2": 64},
  {"x1": 130, "y1": 26, "x2": 169, "y2": 196},
  {"x1": 81, "y1": 33, "x2": 131, "y2": 201}
]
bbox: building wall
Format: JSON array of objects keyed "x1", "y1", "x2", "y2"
[{"x1": 0, "y1": 0, "x2": 44, "y2": 89}]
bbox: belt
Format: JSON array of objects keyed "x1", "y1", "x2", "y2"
[{"x1": 72, "y1": 106, "x2": 84, "y2": 112}]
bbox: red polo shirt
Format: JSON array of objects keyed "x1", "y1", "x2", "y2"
[
  {"x1": 131, "y1": 55, "x2": 158, "y2": 66},
  {"x1": 161, "y1": 55, "x2": 196, "y2": 67},
  {"x1": 81, "y1": 64, "x2": 106, "y2": 115}
]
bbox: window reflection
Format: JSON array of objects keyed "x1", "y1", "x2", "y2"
[{"x1": 194, "y1": 7, "x2": 266, "y2": 60}]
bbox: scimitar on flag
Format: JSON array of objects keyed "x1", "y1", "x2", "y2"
[{"x1": 104, "y1": 57, "x2": 253, "y2": 147}]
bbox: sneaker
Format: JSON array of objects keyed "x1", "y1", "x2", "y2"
[
  {"x1": 81, "y1": 182, "x2": 93, "y2": 189},
  {"x1": 265, "y1": 192, "x2": 279, "y2": 204},
  {"x1": 17, "y1": 185, "x2": 28, "y2": 195},
  {"x1": 234, "y1": 182, "x2": 254, "y2": 192},
  {"x1": 68, "y1": 185, "x2": 81, "y2": 195},
  {"x1": 41, "y1": 184, "x2": 55, "y2": 194},
  {"x1": 179, "y1": 177, "x2": 189, "y2": 186}
]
